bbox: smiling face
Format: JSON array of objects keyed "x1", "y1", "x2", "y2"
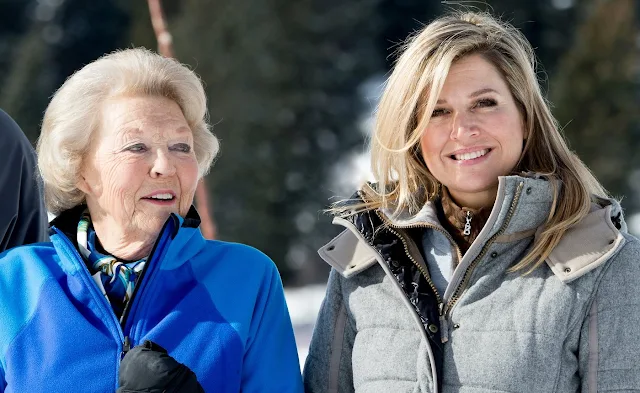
[
  {"x1": 420, "y1": 53, "x2": 526, "y2": 209},
  {"x1": 78, "y1": 95, "x2": 199, "y2": 256}
]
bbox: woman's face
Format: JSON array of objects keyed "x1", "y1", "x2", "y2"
[
  {"x1": 78, "y1": 95, "x2": 199, "y2": 240},
  {"x1": 420, "y1": 54, "x2": 526, "y2": 208}
]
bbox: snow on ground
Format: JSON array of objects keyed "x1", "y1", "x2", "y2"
[{"x1": 284, "y1": 284, "x2": 327, "y2": 369}]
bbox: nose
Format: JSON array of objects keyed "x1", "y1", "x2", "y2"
[
  {"x1": 450, "y1": 112, "x2": 479, "y2": 140},
  {"x1": 150, "y1": 148, "x2": 176, "y2": 178}
]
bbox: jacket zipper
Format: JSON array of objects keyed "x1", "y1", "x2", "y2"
[
  {"x1": 334, "y1": 216, "x2": 441, "y2": 393},
  {"x1": 383, "y1": 225, "x2": 443, "y2": 304},
  {"x1": 120, "y1": 214, "x2": 179, "y2": 355},
  {"x1": 375, "y1": 210, "x2": 462, "y2": 343},
  {"x1": 374, "y1": 181, "x2": 524, "y2": 343},
  {"x1": 53, "y1": 214, "x2": 178, "y2": 389},
  {"x1": 439, "y1": 182, "x2": 524, "y2": 326},
  {"x1": 53, "y1": 230, "x2": 126, "y2": 389}
]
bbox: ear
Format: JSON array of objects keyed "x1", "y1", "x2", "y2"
[{"x1": 76, "y1": 174, "x2": 92, "y2": 195}]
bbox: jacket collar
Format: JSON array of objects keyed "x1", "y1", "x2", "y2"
[
  {"x1": 321, "y1": 174, "x2": 627, "y2": 282},
  {"x1": 377, "y1": 175, "x2": 555, "y2": 237},
  {"x1": 50, "y1": 205, "x2": 205, "y2": 273}
]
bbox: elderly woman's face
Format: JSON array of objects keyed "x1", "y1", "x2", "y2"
[{"x1": 78, "y1": 95, "x2": 199, "y2": 239}]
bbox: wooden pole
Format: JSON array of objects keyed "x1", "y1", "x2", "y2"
[{"x1": 147, "y1": 0, "x2": 217, "y2": 239}]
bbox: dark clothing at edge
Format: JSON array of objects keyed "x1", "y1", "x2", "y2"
[{"x1": 0, "y1": 109, "x2": 48, "y2": 250}]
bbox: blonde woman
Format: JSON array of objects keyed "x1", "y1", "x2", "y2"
[
  {"x1": 0, "y1": 48, "x2": 302, "y2": 392},
  {"x1": 304, "y1": 12, "x2": 640, "y2": 393}
]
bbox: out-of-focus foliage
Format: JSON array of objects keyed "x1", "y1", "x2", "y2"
[
  {"x1": 0, "y1": 0, "x2": 638, "y2": 285},
  {"x1": 551, "y1": 0, "x2": 640, "y2": 209},
  {"x1": 156, "y1": 0, "x2": 384, "y2": 284}
]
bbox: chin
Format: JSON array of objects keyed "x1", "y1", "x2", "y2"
[{"x1": 447, "y1": 178, "x2": 499, "y2": 195}]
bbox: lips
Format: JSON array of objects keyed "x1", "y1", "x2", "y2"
[
  {"x1": 142, "y1": 190, "x2": 177, "y2": 201},
  {"x1": 450, "y1": 148, "x2": 491, "y2": 161}
]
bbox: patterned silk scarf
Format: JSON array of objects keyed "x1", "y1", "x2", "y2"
[{"x1": 77, "y1": 210, "x2": 146, "y2": 319}]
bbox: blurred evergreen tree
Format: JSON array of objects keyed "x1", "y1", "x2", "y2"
[
  {"x1": 551, "y1": 0, "x2": 640, "y2": 211},
  {"x1": 137, "y1": 0, "x2": 384, "y2": 284},
  {"x1": 0, "y1": 0, "x2": 129, "y2": 142},
  {"x1": 475, "y1": 1, "x2": 578, "y2": 81},
  {"x1": 2, "y1": 0, "x2": 637, "y2": 283}
]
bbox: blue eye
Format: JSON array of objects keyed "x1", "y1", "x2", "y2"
[{"x1": 171, "y1": 143, "x2": 192, "y2": 153}]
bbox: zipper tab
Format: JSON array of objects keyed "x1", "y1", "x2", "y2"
[
  {"x1": 463, "y1": 211, "x2": 472, "y2": 236},
  {"x1": 121, "y1": 336, "x2": 131, "y2": 359},
  {"x1": 439, "y1": 312, "x2": 449, "y2": 344}
]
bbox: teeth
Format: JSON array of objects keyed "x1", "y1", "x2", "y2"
[
  {"x1": 149, "y1": 193, "x2": 174, "y2": 200},
  {"x1": 454, "y1": 149, "x2": 489, "y2": 161}
]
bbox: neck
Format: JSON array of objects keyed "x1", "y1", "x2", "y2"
[
  {"x1": 438, "y1": 187, "x2": 493, "y2": 255},
  {"x1": 90, "y1": 217, "x2": 154, "y2": 261},
  {"x1": 446, "y1": 187, "x2": 497, "y2": 211}
]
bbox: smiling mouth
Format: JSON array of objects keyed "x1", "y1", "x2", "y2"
[
  {"x1": 451, "y1": 148, "x2": 491, "y2": 161},
  {"x1": 142, "y1": 193, "x2": 176, "y2": 202}
]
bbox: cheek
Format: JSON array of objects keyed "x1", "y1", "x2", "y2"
[
  {"x1": 420, "y1": 127, "x2": 445, "y2": 166},
  {"x1": 179, "y1": 158, "x2": 200, "y2": 195},
  {"x1": 100, "y1": 158, "x2": 145, "y2": 202}
]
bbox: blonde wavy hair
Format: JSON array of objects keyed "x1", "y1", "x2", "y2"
[
  {"x1": 355, "y1": 11, "x2": 608, "y2": 272},
  {"x1": 37, "y1": 47, "x2": 219, "y2": 215}
]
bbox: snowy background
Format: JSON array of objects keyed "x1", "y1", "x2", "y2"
[{"x1": 285, "y1": 284, "x2": 327, "y2": 368}]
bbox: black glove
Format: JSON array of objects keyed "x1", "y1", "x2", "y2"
[{"x1": 117, "y1": 340, "x2": 205, "y2": 393}]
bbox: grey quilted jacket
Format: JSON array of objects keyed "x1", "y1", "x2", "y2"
[{"x1": 303, "y1": 175, "x2": 640, "y2": 393}]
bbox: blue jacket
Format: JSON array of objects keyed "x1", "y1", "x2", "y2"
[{"x1": 0, "y1": 206, "x2": 303, "y2": 392}]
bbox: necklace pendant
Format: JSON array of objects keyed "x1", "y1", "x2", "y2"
[{"x1": 463, "y1": 211, "x2": 472, "y2": 236}]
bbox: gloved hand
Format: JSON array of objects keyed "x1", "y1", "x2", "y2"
[{"x1": 117, "y1": 340, "x2": 205, "y2": 393}]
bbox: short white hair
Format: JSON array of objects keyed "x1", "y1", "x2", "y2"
[{"x1": 37, "y1": 47, "x2": 219, "y2": 214}]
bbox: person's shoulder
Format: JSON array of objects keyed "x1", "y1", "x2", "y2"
[
  {"x1": 193, "y1": 241, "x2": 285, "y2": 307},
  {"x1": 0, "y1": 242, "x2": 55, "y2": 266},
  {"x1": 0, "y1": 242, "x2": 56, "y2": 279},
  {"x1": 588, "y1": 232, "x2": 640, "y2": 312},
  {"x1": 605, "y1": 232, "x2": 640, "y2": 274},
  {"x1": 0, "y1": 108, "x2": 35, "y2": 154},
  {"x1": 545, "y1": 198, "x2": 632, "y2": 283},
  {"x1": 199, "y1": 239, "x2": 278, "y2": 275},
  {"x1": 0, "y1": 243, "x2": 57, "y2": 304}
]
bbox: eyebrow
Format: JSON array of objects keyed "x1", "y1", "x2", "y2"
[
  {"x1": 175, "y1": 126, "x2": 191, "y2": 134},
  {"x1": 436, "y1": 88, "x2": 499, "y2": 104},
  {"x1": 119, "y1": 126, "x2": 191, "y2": 136}
]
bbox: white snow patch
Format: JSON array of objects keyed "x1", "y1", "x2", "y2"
[{"x1": 284, "y1": 284, "x2": 327, "y2": 369}]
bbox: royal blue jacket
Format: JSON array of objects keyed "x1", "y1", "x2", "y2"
[{"x1": 0, "y1": 206, "x2": 303, "y2": 392}]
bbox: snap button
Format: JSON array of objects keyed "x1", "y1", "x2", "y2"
[
  {"x1": 608, "y1": 239, "x2": 615, "y2": 245},
  {"x1": 453, "y1": 323, "x2": 460, "y2": 329},
  {"x1": 327, "y1": 245, "x2": 335, "y2": 251},
  {"x1": 564, "y1": 267, "x2": 572, "y2": 274},
  {"x1": 490, "y1": 251, "x2": 498, "y2": 258},
  {"x1": 526, "y1": 187, "x2": 532, "y2": 195},
  {"x1": 428, "y1": 324, "x2": 438, "y2": 333}
]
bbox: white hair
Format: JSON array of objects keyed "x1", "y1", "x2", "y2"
[{"x1": 37, "y1": 47, "x2": 219, "y2": 214}]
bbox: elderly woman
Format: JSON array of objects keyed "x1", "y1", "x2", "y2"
[{"x1": 0, "y1": 48, "x2": 302, "y2": 392}]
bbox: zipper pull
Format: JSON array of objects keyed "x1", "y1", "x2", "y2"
[
  {"x1": 463, "y1": 211, "x2": 472, "y2": 236},
  {"x1": 121, "y1": 336, "x2": 131, "y2": 359},
  {"x1": 438, "y1": 303, "x2": 449, "y2": 343}
]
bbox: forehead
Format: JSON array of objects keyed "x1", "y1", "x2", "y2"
[
  {"x1": 99, "y1": 95, "x2": 191, "y2": 139},
  {"x1": 442, "y1": 54, "x2": 509, "y2": 91}
]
